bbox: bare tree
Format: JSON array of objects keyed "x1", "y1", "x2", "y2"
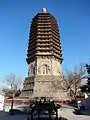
[
  {"x1": 4, "y1": 73, "x2": 23, "y2": 91},
  {"x1": 64, "y1": 63, "x2": 86, "y2": 99}
]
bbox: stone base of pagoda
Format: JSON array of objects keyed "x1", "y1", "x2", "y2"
[
  {"x1": 20, "y1": 76, "x2": 34, "y2": 99},
  {"x1": 32, "y1": 75, "x2": 69, "y2": 100},
  {"x1": 20, "y1": 75, "x2": 69, "y2": 100}
]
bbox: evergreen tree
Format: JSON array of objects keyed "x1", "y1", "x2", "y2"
[{"x1": 81, "y1": 64, "x2": 90, "y2": 94}]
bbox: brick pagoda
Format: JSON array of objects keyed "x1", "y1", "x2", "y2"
[{"x1": 21, "y1": 8, "x2": 68, "y2": 99}]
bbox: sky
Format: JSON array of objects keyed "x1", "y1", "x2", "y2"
[{"x1": 0, "y1": 0, "x2": 90, "y2": 81}]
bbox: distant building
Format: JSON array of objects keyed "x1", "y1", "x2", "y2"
[{"x1": 20, "y1": 8, "x2": 68, "y2": 100}]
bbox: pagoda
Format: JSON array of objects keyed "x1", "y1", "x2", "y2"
[{"x1": 20, "y1": 8, "x2": 67, "y2": 99}]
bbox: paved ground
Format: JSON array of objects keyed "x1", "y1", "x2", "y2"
[
  {"x1": 0, "y1": 109, "x2": 90, "y2": 120},
  {"x1": 0, "y1": 111, "x2": 30, "y2": 120},
  {"x1": 58, "y1": 108, "x2": 90, "y2": 120},
  {"x1": 2, "y1": 104, "x2": 90, "y2": 120}
]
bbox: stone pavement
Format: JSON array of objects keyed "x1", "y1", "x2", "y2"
[
  {"x1": 2, "y1": 104, "x2": 90, "y2": 120},
  {"x1": 58, "y1": 107, "x2": 90, "y2": 120},
  {"x1": 0, "y1": 111, "x2": 30, "y2": 120}
]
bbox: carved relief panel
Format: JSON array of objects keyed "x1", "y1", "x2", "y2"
[
  {"x1": 28, "y1": 61, "x2": 36, "y2": 76},
  {"x1": 37, "y1": 57, "x2": 52, "y2": 75},
  {"x1": 38, "y1": 64, "x2": 51, "y2": 75}
]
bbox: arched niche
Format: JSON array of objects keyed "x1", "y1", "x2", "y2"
[{"x1": 29, "y1": 64, "x2": 35, "y2": 75}]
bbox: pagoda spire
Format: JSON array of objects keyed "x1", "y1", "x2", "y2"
[{"x1": 42, "y1": 8, "x2": 47, "y2": 13}]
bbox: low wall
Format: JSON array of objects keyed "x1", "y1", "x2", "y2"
[{"x1": 4, "y1": 98, "x2": 77, "y2": 106}]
